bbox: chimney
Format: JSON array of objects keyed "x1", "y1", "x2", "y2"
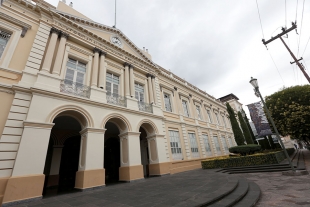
[
  {"x1": 146, "y1": 49, "x2": 148, "y2": 53},
  {"x1": 62, "y1": 0, "x2": 66, "y2": 3},
  {"x1": 69, "y1": 2, "x2": 73, "y2": 7},
  {"x1": 143, "y1": 47, "x2": 145, "y2": 51}
]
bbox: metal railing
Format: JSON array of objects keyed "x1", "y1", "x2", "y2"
[
  {"x1": 60, "y1": 80, "x2": 91, "y2": 98},
  {"x1": 106, "y1": 92, "x2": 127, "y2": 107},
  {"x1": 138, "y1": 101, "x2": 153, "y2": 113}
]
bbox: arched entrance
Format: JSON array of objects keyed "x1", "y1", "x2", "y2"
[
  {"x1": 139, "y1": 127, "x2": 150, "y2": 177},
  {"x1": 43, "y1": 112, "x2": 85, "y2": 197},
  {"x1": 138, "y1": 121, "x2": 158, "y2": 177},
  {"x1": 104, "y1": 122, "x2": 121, "y2": 184}
]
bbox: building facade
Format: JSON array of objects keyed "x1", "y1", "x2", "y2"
[{"x1": 0, "y1": 0, "x2": 235, "y2": 205}]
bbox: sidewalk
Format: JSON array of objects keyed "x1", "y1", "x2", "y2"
[{"x1": 242, "y1": 149, "x2": 310, "y2": 207}]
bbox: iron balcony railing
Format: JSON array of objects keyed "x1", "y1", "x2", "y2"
[
  {"x1": 60, "y1": 80, "x2": 91, "y2": 98},
  {"x1": 138, "y1": 101, "x2": 153, "y2": 113},
  {"x1": 106, "y1": 92, "x2": 127, "y2": 107}
]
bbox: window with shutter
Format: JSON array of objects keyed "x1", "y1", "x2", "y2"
[
  {"x1": 169, "y1": 130, "x2": 183, "y2": 160},
  {"x1": 0, "y1": 29, "x2": 11, "y2": 58},
  {"x1": 106, "y1": 72, "x2": 119, "y2": 96},
  {"x1": 135, "y1": 83, "x2": 144, "y2": 102},
  {"x1": 182, "y1": 100, "x2": 189, "y2": 117},
  {"x1": 188, "y1": 133, "x2": 199, "y2": 158},
  {"x1": 65, "y1": 58, "x2": 86, "y2": 85},
  {"x1": 202, "y1": 134, "x2": 212, "y2": 156},
  {"x1": 164, "y1": 94, "x2": 172, "y2": 112}
]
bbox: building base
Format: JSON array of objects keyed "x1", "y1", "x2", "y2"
[
  {"x1": 149, "y1": 162, "x2": 170, "y2": 176},
  {"x1": 119, "y1": 165, "x2": 144, "y2": 182},
  {"x1": 75, "y1": 169, "x2": 105, "y2": 190}
]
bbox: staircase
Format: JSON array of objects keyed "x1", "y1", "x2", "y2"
[
  {"x1": 200, "y1": 177, "x2": 261, "y2": 207},
  {"x1": 217, "y1": 149, "x2": 305, "y2": 174}
]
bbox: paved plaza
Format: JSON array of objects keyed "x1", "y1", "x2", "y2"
[{"x1": 7, "y1": 150, "x2": 310, "y2": 207}]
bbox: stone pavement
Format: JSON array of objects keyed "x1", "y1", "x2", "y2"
[{"x1": 242, "y1": 149, "x2": 310, "y2": 207}]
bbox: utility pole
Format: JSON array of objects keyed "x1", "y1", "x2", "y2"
[{"x1": 262, "y1": 22, "x2": 310, "y2": 83}]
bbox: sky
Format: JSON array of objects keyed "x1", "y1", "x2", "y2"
[{"x1": 45, "y1": 0, "x2": 310, "y2": 114}]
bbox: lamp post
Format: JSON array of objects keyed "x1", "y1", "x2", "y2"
[{"x1": 249, "y1": 77, "x2": 295, "y2": 172}]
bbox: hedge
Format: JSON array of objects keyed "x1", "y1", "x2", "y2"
[
  {"x1": 228, "y1": 144, "x2": 261, "y2": 156},
  {"x1": 202, "y1": 148, "x2": 295, "y2": 169}
]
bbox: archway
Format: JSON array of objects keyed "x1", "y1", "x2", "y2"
[
  {"x1": 104, "y1": 122, "x2": 121, "y2": 184},
  {"x1": 138, "y1": 121, "x2": 158, "y2": 177},
  {"x1": 43, "y1": 111, "x2": 86, "y2": 197}
]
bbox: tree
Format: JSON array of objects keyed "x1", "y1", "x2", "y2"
[
  {"x1": 241, "y1": 109, "x2": 257, "y2": 144},
  {"x1": 237, "y1": 111, "x2": 254, "y2": 144},
  {"x1": 226, "y1": 103, "x2": 245, "y2": 145},
  {"x1": 265, "y1": 85, "x2": 310, "y2": 144}
]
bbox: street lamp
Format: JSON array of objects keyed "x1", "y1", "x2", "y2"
[{"x1": 249, "y1": 77, "x2": 295, "y2": 172}]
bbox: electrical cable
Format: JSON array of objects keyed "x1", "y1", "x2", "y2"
[
  {"x1": 268, "y1": 51, "x2": 285, "y2": 85},
  {"x1": 295, "y1": 0, "x2": 299, "y2": 22},
  {"x1": 297, "y1": 0, "x2": 305, "y2": 59},
  {"x1": 301, "y1": 35, "x2": 310, "y2": 57},
  {"x1": 255, "y1": 0, "x2": 265, "y2": 39},
  {"x1": 285, "y1": 0, "x2": 287, "y2": 28},
  {"x1": 287, "y1": 37, "x2": 297, "y2": 83}
]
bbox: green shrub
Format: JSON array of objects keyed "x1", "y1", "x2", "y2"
[
  {"x1": 229, "y1": 144, "x2": 261, "y2": 156},
  {"x1": 202, "y1": 151, "x2": 287, "y2": 169}
]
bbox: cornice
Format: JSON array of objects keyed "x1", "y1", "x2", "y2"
[
  {"x1": 66, "y1": 43, "x2": 93, "y2": 56},
  {"x1": 54, "y1": 10, "x2": 155, "y2": 65},
  {"x1": 106, "y1": 60, "x2": 124, "y2": 71},
  {"x1": 0, "y1": 11, "x2": 32, "y2": 37}
]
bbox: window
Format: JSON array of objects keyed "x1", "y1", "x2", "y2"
[
  {"x1": 222, "y1": 115, "x2": 227, "y2": 127},
  {"x1": 0, "y1": 29, "x2": 11, "y2": 58},
  {"x1": 164, "y1": 93, "x2": 172, "y2": 112},
  {"x1": 182, "y1": 100, "x2": 189, "y2": 117},
  {"x1": 106, "y1": 72, "x2": 119, "y2": 95},
  {"x1": 135, "y1": 83, "x2": 144, "y2": 102},
  {"x1": 206, "y1": 109, "x2": 213, "y2": 123},
  {"x1": 196, "y1": 105, "x2": 202, "y2": 120},
  {"x1": 228, "y1": 137, "x2": 234, "y2": 147},
  {"x1": 215, "y1": 112, "x2": 221, "y2": 125},
  {"x1": 202, "y1": 134, "x2": 212, "y2": 156},
  {"x1": 169, "y1": 130, "x2": 183, "y2": 160},
  {"x1": 221, "y1": 136, "x2": 228, "y2": 152},
  {"x1": 65, "y1": 58, "x2": 86, "y2": 85},
  {"x1": 213, "y1": 136, "x2": 221, "y2": 153},
  {"x1": 188, "y1": 133, "x2": 199, "y2": 158}
]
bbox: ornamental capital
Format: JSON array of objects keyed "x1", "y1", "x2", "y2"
[
  {"x1": 93, "y1": 47, "x2": 101, "y2": 54},
  {"x1": 50, "y1": 27, "x2": 60, "y2": 34},
  {"x1": 129, "y1": 64, "x2": 134, "y2": 70},
  {"x1": 100, "y1": 51, "x2": 107, "y2": 57},
  {"x1": 123, "y1": 62, "x2": 130, "y2": 68},
  {"x1": 60, "y1": 32, "x2": 69, "y2": 39}
]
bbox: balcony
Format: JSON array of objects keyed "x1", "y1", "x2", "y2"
[
  {"x1": 106, "y1": 92, "x2": 127, "y2": 107},
  {"x1": 138, "y1": 101, "x2": 153, "y2": 113},
  {"x1": 60, "y1": 80, "x2": 91, "y2": 98}
]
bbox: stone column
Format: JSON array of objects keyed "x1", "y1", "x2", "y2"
[
  {"x1": 98, "y1": 51, "x2": 107, "y2": 89},
  {"x1": 151, "y1": 76, "x2": 157, "y2": 105},
  {"x1": 129, "y1": 65, "x2": 135, "y2": 98},
  {"x1": 41, "y1": 28, "x2": 59, "y2": 73},
  {"x1": 4, "y1": 122, "x2": 54, "y2": 204},
  {"x1": 124, "y1": 63, "x2": 130, "y2": 97},
  {"x1": 47, "y1": 145, "x2": 63, "y2": 187},
  {"x1": 91, "y1": 48, "x2": 100, "y2": 87},
  {"x1": 76, "y1": 128, "x2": 105, "y2": 190},
  {"x1": 119, "y1": 132, "x2": 144, "y2": 182},
  {"x1": 52, "y1": 32, "x2": 69, "y2": 75},
  {"x1": 147, "y1": 74, "x2": 154, "y2": 103}
]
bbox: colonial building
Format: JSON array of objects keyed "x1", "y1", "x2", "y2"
[{"x1": 0, "y1": 0, "x2": 235, "y2": 205}]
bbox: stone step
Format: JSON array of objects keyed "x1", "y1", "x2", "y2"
[
  {"x1": 191, "y1": 177, "x2": 239, "y2": 206},
  {"x1": 207, "y1": 179, "x2": 249, "y2": 207},
  {"x1": 216, "y1": 163, "x2": 295, "y2": 172},
  {"x1": 221, "y1": 165, "x2": 292, "y2": 172},
  {"x1": 227, "y1": 168, "x2": 294, "y2": 174},
  {"x1": 233, "y1": 182, "x2": 261, "y2": 207}
]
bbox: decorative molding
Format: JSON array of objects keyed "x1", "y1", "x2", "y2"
[
  {"x1": 134, "y1": 72, "x2": 147, "y2": 81},
  {"x1": 66, "y1": 43, "x2": 93, "y2": 56},
  {"x1": 0, "y1": 12, "x2": 32, "y2": 37},
  {"x1": 106, "y1": 60, "x2": 124, "y2": 71},
  {"x1": 93, "y1": 47, "x2": 102, "y2": 54},
  {"x1": 50, "y1": 27, "x2": 60, "y2": 34},
  {"x1": 0, "y1": 66, "x2": 23, "y2": 75},
  {"x1": 123, "y1": 62, "x2": 130, "y2": 67},
  {"x1": 23, "y1": 121, "x2": 55, "y2": 129},
  {"x1": 0, "y1": 88, "x2": 14, "y2": 94},
  {"x1": 60, "y1": 31, "x2": 69, "y2": 39},
  {"x1": 100, "y1": 51, "x2": 107, "y2": 57}
]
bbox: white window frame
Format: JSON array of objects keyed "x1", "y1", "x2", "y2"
[
  {"x1": 206, "y1": 109, "x2": 213, "y2": 123},
  {"x1": 164, "y1": 93, "x2": 172, "y2": 112},
  {"x1": 169, "y1": 130, "x2": 183, "y2": 160},
  {"x1": 202, "y1": 134, "x2": 212, "y2": 156},
  {"x1": 196, "y1": 105, "x2": 202, "y2": 120},
  {"x1": 213, "y1": 136, "x2": 221, "y2": 154},
  {"x1": 221, "y1": 135, "x2": 229, "y2": 153},
  {"x1": 65, "y1": 58, "x2": 87, "y2": 85},
  {"x1": 222, "y1": 115, "x2": 227, "y2": 127},
  {"x1": 106, "y1": 72, "x2": 120, "y2": 95},
  {"x1": 135, "y1": 82, "x2": 145, "y2": 102},
  {"x1": 215, "y1": 112, "x2": 221, "y2": 125},
  {"x1": 188, "y1": 133, "x2": 199, "y2": 158},
  {"x1": 182, "y1": 99, "x2": 190, "y2": 117}
]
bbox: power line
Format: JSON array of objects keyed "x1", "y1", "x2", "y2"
[
  {"x1": 287, "y1": 37, "x2": 297, "y2": 83},
  {"x1": 285, "y1": 0, "x2": 287, "y2": 28},
  {"x1": 268, "y1": 51, "x2": 285, "y2": 85},
  {"x1": 255, "y1": 0, "x2": 265, "y2": 39},
  {"x1": 295, "y1": 0, "x2": 299, "y2": 22},
  {"x1": 297, "y1": 0, "x2": 305, "y2": 59},
  {"x1": 302, "y1": 35, "x2": 310, "y2": 57}
]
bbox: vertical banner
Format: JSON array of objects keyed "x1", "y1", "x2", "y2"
[{"x1": 247, "y1": 101, "x2": 272, "y2": 137}]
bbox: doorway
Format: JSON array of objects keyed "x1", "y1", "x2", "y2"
[
  {"x1": 43, "y1": 116, "x2": 81, "y2": 197},
  {"x1": 139, "y1": 127, "x2": 150, "y2": 177}
]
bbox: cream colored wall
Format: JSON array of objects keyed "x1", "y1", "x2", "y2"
[{"x1": 0, "y1": 91, "x2": 14, "y2": 136}]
